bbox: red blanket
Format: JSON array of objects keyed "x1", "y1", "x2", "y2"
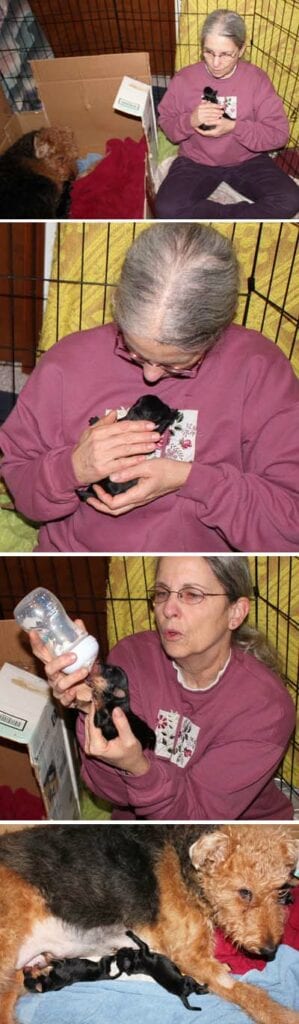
[
  {"x1": 70, "y1": 137, "x2": 147, "y2": 219},
  {"x1": 0, "y1": 785, "x2": 45, "y2": 819}
]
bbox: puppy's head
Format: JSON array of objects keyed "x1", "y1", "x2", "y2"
[{"x1": 126, "y1": 395, "x2": 180, "y2": 434}]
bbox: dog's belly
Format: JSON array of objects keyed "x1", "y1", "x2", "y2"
[{"x1": 16, "y1": 918, "x2": 140, "y2": 970}]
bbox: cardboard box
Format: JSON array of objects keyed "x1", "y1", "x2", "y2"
[
  {"x1": 0, "y1": 52, "x2": 155, "y2": 215},
  {"x1": 0, "y1": 620, "x2": 80, "y2": 820}
]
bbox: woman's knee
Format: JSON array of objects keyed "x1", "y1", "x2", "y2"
[{"x1": 155, "y1": 183, "x2": 184, "y2": 218}]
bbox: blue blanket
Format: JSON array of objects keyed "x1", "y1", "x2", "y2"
[{"x1": 16, "y1": 945, "x2": 299, "y2": 1024}]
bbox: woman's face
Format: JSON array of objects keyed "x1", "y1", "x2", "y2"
[
  {"x1": 154, "y1": 557, "x2": 249, "y2": 661},
  {"x1": 120, "y1": 332, "x2": 202, "y2": 383},
  {"x1": 202, "y1": 32, "x2": 245, "y2": 79}
]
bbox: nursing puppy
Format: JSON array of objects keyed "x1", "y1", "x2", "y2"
[
  {"x1": 78, "y1": 394, "x2": 181, "y2": 499},
  {"x1": 24, "y1": 929, "x2": 207, "y2": 1009},
  {"x1": 0, "y1": 825, "x2": 298, "y2": 1024}
]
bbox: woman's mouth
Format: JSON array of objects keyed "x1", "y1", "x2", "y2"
[{"x1": 162, "y1": 630, "x2": 183, "y2": 641}]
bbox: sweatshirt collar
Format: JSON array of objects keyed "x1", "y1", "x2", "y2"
[{"x1": 173, "y1": 651, "x2": 232, "y2": 692}]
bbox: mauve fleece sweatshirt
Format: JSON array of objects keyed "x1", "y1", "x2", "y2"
[
  {"x1": 158, "y1": 60, "x2": 289, "y2": 166},
  {"x1": 0, "y1": 322, "x2": 298, "y2": 552},
  {"x1": 77, "y1": 636, "x2": 295, "y2": 821}
]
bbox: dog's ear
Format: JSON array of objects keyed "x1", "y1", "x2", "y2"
[
  {"x1": 34, "y1": 131, "x2": 49, "y2": 160},
  {"x1": 189, "y1": 830, "x2": 231, "y2": 870},
  {"x1": 281, "y1": 835, "x2": 299, "y2": 875}
]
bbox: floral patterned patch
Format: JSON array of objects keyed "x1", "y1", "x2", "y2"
[{"x1": 155, "y1": 709, "x2": 200, "y2": 767}]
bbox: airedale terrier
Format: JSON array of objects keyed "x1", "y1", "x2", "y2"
[
  {"x1": 0, "y1": 824, "x2": 298, "y2": 1024},
  {"x1": 0, "y1": 127, "x2": 78, "y2": 218}
]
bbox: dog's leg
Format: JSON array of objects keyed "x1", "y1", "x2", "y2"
[
  {"x1": 0, "y1": 972, "x2": 25, "y2": 1024},
  {"x1": 146, "y1": 846, "x2": 299, "y2": 1024},
  {"x1": 0, "y1": 867, "x2": 49, "y2": 1024}
]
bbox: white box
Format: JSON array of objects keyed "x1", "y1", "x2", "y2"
[{"x1": 0, "y1": 653, "x2": 80, "y2": 820}]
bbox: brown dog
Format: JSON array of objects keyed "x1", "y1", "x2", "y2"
[
  {"x1": 0, "y1": 127, "x2": 78, "y2": 218},
  {"x1": 0, "y1": 824, "x2": 298, "y2": 1024}
]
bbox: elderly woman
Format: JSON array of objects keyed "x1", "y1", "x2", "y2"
[
  {"x1": 156, "y1": 9, "x2": 299, "y2": 219},
  {"x1": 0, "y1": 223, "x2": 298, "y2": 553},
  {"x1": 28, "y1": 556, "x2": 295, "y2": 821}
]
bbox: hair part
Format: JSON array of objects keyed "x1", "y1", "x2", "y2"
[
  {"x1": 201, "y1": 9, "x2": 246, "y2": 49},
  {"x1": 113, "y1": 223, "x2": 239, "y2": 354}
]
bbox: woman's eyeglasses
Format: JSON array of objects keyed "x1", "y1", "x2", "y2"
[
  {"x1": 115, "y1": 331, "x2": 202, "y2": 376},
  {"x1": 203, "y1": 48, "x2": 239, "y2": 62},
  {"x1": 148, "y1": 586, "x2": 225, "y2": 607}
]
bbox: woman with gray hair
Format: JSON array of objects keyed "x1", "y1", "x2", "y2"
[
  {"x1": 28, "y1": 556, "x2": 296, "y2": 821},
  {"x1": 0, "y1": 222, "x2": 298, "y2": 552},
  {"x1": 156, "y1": 9, "x2": 299, "y2": 218}
]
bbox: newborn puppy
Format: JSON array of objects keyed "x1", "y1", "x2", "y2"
[
  {"x1": 24, "y1": 954, "x2": 114, "y2": 993},
  {"x1": 0, "y1": 127, "x2": 78, "y2": 218},
  {"x1": 24, "y1": 930, "x2": 207, "y2": 1010},
  {"x1": 199, "y1": 86, "x2": 231, "y2": 130},
  {"x1": 92, "y1": 663, "x2": 156, "y2": 750},
  {"x1": 78, "y1": 395, "x2": 181, "y2": 499}
]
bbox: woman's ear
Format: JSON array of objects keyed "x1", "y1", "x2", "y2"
[{"x1": 228, "y1": 596, "x2": 250, "y2": 631}]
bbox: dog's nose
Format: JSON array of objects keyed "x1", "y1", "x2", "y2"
[{"x1": 259, "y1": 943, "x2": 277, "y2": 961}]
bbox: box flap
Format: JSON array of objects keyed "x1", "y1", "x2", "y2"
[
  {"x1": 31, "y1": 52, "x2": 151, "y2": 156},
  {"x1": 29, "y1": 702, "x2": 80, "y2": 819}
]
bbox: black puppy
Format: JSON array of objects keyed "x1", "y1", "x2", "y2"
[
  {"x1": 24, "y1": 929, "x2": 208, "y2": 1010},
  {"x1": 199, "y1": 86, "x2": 231, "y2": 130},
  {"x1": 24, "y1": 953, "x2": 114, "y2": 993},
  {"x1": 78, "y1": 394, "x2": 181, "y2": 499},
  {"x1": 92, "y1": 663, "x2": 156, "y2": 750}
]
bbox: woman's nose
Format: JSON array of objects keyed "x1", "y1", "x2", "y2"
[
  {"x1": 142, "y1": 362, "x2": 166, "y2": 383},
  {"x1": 163, "y1": 593, "x2": 181, "y2": 617}
]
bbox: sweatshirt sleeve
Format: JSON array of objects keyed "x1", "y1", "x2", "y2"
[
  {"x1": 0, "y1": 358, "x2": 80, "y2": 522},
  {"x1": 158, "y1": 73, "x2": 196, "y2": 142},
  {"x1": 178, "y1": 349, "x2": 299, "y2": 552},
  {"x1": 233, "y1": 72, "x2": 289, "y2": 152}
]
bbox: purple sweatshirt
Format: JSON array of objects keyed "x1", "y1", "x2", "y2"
[
  {"x1": 0, "y1": 322, "x2": 298, "y2": 552},
  {"x1": 158, "y1": 60, "x2": 289, "y2": 166},
  {"x1": 77, "y1": 633, "x2": 295, "y2": 821}
]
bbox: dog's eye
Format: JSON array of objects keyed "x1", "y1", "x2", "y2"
[
  {"x1": 277, "y1": 886, "x2": 294, "y2": 905},
  {"x1": 239, "y1": 888, "x2": 252, "y2": 902}
]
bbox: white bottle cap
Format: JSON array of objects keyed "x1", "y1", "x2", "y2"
[{"x1": 63, "y1": 634, "x2": 99, "y2": 674}]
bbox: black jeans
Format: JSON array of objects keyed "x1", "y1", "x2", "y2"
[{"x1": 155, "y1": 153, "x2": 299, "y2": 219}]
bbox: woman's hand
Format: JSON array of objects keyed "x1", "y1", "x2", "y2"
[
  {"x1": 84, "y1": 705, "x2": 150, "y2": 775},
  {"x1": 85, "y1": 457, "x2": 192, "y2": 516},
  {"x1": 190, "y1": 100, "x2": 224, "y2": 130},
  {"x1": 196, "y1": 117, "x2": 236, "y2": 138},
  {"x1": 71, "y1": 409, "x2": 160, "y2": 486},
  {"x1": 28, "y1": 621, "x2": 94, "y2": 708}
]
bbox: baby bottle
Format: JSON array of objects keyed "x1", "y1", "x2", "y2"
[{"x1": 14, "y1": 587, "x2": 99, "y2": 673}]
